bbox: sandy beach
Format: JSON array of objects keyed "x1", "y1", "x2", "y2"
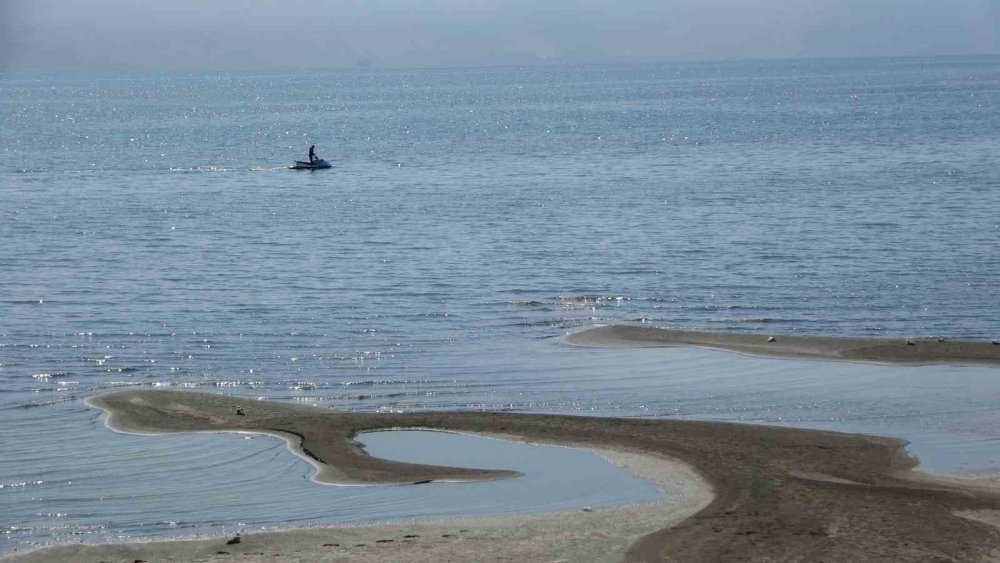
[
  {"x1": 565, "y1": 324, "x2": 1000, "y2": 365},
  {"x1": 10, "y1": 388, "x2": 1000, "y2": 562}
]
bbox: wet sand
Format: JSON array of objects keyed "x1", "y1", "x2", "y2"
[
  {"x1": 565, "y1": 324, "x2": 1000, "y2": 365},
  {"x1": 10, "y1": 389, "x2": 1000, "y2": 562}
]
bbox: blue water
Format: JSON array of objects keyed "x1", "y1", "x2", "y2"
[
  {"x1": 0, "y1": 423, "x2": 663, "y2": 556},
  {"x1": 1, "y1": 57, "x2": 999, "y2": 554}
]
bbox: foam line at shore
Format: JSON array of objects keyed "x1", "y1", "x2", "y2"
[{"x1": 564, "y1": 324, "x2": 1000, "y2": 365}]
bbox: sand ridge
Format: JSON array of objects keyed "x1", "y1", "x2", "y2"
[
  {"x1": 564, "y1": 324, "x2": 1000, "y2": 365},
  {"x1": 10, "y1": 389, "x2": 1000, "y2": 562}
]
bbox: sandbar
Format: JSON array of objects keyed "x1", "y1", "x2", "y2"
[
  {"x1": 565, "y1": 324, "x2": 1000, "y2": 365},
  {"x1": 9, "y1": 389, "x2": 1000, "y2": 562}
]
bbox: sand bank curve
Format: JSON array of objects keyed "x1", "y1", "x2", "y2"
[
  {"x1": 564, "y1": 324, "x2": 1000, "y2": 365},
  {"x1": 10, "y1": 389, "x2": 1000, "y2": 562}
]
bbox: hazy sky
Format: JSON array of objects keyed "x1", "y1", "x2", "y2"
[{"x1": 2, "y1": 0, "x2": 998, "y2": 70}]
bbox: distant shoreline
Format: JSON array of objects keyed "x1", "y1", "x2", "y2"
[
  {"x1": 564, "y1": 325, "x2": 1000, "y2": 365},
  {"x1": 9, "y1": 389, "x2": 1000, "y2": 562}
]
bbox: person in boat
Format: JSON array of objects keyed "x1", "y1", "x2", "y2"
[{"x1": 308, "y1": 145, "x2": 317, "y2": 164}]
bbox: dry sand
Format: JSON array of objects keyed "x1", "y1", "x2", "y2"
[
  {"x1": 564, "y1": 324, "x2": 1000, "y2": 365},
  {"x1": 10, "y1": 389, "x2": 1000, "y2": 562}
]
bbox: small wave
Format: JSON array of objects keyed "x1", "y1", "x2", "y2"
[
  {"x1": 699, "y1": 304, "x2": 759, "y2": 311},
  {"x1": 198, "y1": 380, "x2": 243, "y2": 388},
  {"x1": 32, "y1": 372, "x2": 71, "y2": 380},
  {"x1": 533, "y1": 334, "x2": 563, "y2": 340},
  {"x1": 518, "y1": 319, "x2": 567, "y2": 327},
  {"x1": 557, "y1": 295, "x2": 629, "y2": 303},
  {"x1": 341, "y1": 379, "x2": 436, "y2": 387},
  {"x1": 13, "y1": 396, "x2": 77, "y2": 409},
  {"x1": 509, "y1": 300, "x2": 548, "y2": 307},
  {"x1": 714, "y1": 317, "x2": 804, "y2": 325},
  {"x1": 33, "y1": 380, "x2": 80, "y2": 390},
  {"x1": 857, "y1": 222, "x2": 902, "y2": 229},
  {"x1": 98, "y1": 381, "x2": 144, "y2": 389},
  {"x1": 0, "y1": 480, "x2": 44, "y2": 491}
]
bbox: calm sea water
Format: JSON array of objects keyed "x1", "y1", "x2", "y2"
[{"x1": 1, "y1": 57, "x2": 999, "y2": 554}]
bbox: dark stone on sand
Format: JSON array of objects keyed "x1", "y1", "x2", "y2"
[{"x1": 226, "y1": 536, "x2": 241, "y2": 545}]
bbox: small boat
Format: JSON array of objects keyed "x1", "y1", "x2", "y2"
[{"x1": 290, "y1": 159, "x2": 331, "y2": 170}]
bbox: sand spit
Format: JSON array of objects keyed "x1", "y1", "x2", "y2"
[
  {"x1": 84, "y1": 393, "x2": 522, "y2": 486},
  {"x1": 565, "y1": 324, "x2": 1000, "y2": 365},
  {"x1": 11, "y1": 389, "x2": 1000, "y2": 562}
]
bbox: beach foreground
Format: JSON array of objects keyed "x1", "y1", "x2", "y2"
[
  {"x1": 11, "y1": 389, "x2": 1000, "y2": 562},
  {"x1": 565, "y1": 325, "x2": 1000, "y2": 365}
]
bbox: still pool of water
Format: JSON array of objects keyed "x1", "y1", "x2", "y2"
[{"x1": 0, "y1": 423, "x2": 661, "y2": 556}]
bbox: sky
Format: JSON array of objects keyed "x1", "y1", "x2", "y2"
[{"x1": 1, "y1": 0, "x2": 998, "y2": 71}]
